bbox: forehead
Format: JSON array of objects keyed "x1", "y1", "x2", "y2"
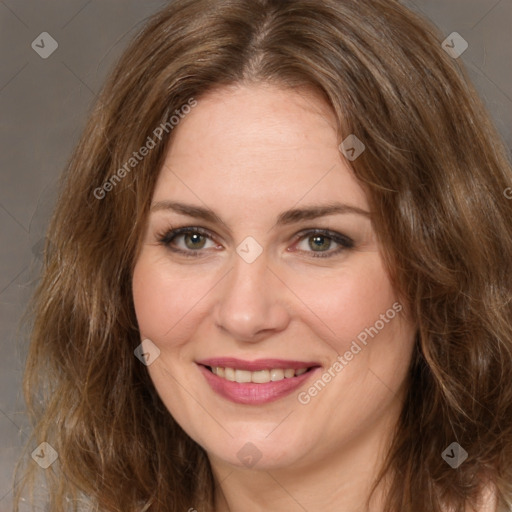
[{"x1": 153, "y1": 84, "x2": 368, "y2": 214}]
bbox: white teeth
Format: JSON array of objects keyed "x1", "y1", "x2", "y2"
[
  {"x1": 224, "y1": 367, "x2": 235, "y2": 381},
  {"x1": 210, "y1": 366, "x2": 309, "y2": 383},
  {"x1": 252, "y1": 370, "x2": 270, "y2": 383},
  {"x1": 270, "y1": 369, "x2": 284, "y2": 381},
  {"x1": 235, "y1": 369, "x2": 252, "y2": 383}
]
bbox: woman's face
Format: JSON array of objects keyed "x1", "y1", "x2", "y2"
[{"x1": 132, "y1": 84, "x2": 417, "y2": 472}]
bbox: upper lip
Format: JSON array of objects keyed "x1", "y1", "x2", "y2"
[{"x1": 196, "y1": 357, "x2": 321, "y2": 372}]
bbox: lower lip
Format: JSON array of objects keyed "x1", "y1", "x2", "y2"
[{"x1": 198, "y1": 364, "x2": 320, "y2": 405}]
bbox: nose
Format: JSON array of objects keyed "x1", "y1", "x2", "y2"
[{"x1": 213, "y1": 249, "x2": 291, "y2": 343}]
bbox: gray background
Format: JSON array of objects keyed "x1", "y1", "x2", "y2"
[{"x1": 0, "y1": 0, "x2": 510, "y2": 510}]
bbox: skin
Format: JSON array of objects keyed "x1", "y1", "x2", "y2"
[{"x1": 132, "y1": 83, "x2": 418, "y2": 512}]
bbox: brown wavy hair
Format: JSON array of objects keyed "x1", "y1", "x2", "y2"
[{"x1": 14, "y1": 0, "x2": 512, "y2": 510}]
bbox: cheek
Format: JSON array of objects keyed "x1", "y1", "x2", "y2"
[
  {"x1": 132, "y1": 259, "x2": 169, "y2": 339},
  {"x1": 132, "y1": 247, "x2": 402, "y2": 361},
  {"x1": 132, "y1": 255, "x2": 213, "y2": 342},
  {"x1": 289, "y1": 253, "x2": 398, "y2": 352}
]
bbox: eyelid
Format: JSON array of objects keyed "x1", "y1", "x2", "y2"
[
  {"x1": 291, "y1": 228, "x2": 354, "y2": 247},
  {"x1": 157, "y1": 226, "x2": 221, "y2": 252},
  {"x1": 289, "y1": 228, "x2": 354, "y2": 258},
  {"x1": 157, "y1": 225, "x2": 354, "y2": 258}
]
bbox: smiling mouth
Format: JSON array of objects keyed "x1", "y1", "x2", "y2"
[
  {"x1": 204, "y1": 365, "x2": 316, "y2": 383},
  {"x1": 197, "y1": 359, "x2": 322, "y2": 404}
]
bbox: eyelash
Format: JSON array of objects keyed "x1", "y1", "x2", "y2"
[{"x1": 157, "y1": 226, "x2": 354, "y2": 259}]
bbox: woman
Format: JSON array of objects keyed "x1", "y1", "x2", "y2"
[{"x1": 15, "y1": 0, "x2": 512, "y2": 510}]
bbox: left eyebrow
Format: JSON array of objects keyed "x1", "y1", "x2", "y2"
[
  {"x1": 150, "y1": 200, "x2": 372, "y2": 227},
  {"x1": 275, "y1": 203, "x2": 372, "y2": 225}
]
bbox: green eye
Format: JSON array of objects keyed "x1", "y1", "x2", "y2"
[
  {"x1": 308, "y1": 235, "x2": 332, "y2": 252},
  {"x1": 294, "y1": 229, "x2": 354, "y2": 258},
  {"x1": 183, "y1": 232, "x2": 207, "y2": 250},
  {"x1": 159, "y1": 227, "x2": 216, "y2": 256},
  {"x1": 158, "y1": 226, "x2": 354, "y2": 259}
]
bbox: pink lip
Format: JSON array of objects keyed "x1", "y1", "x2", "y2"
[
  {"x1": 196, "y1": 361, "x2": 321, "y2": 405},
  {"x1": 196, "y1": 357, "x2": 319, "y2": 371}
]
